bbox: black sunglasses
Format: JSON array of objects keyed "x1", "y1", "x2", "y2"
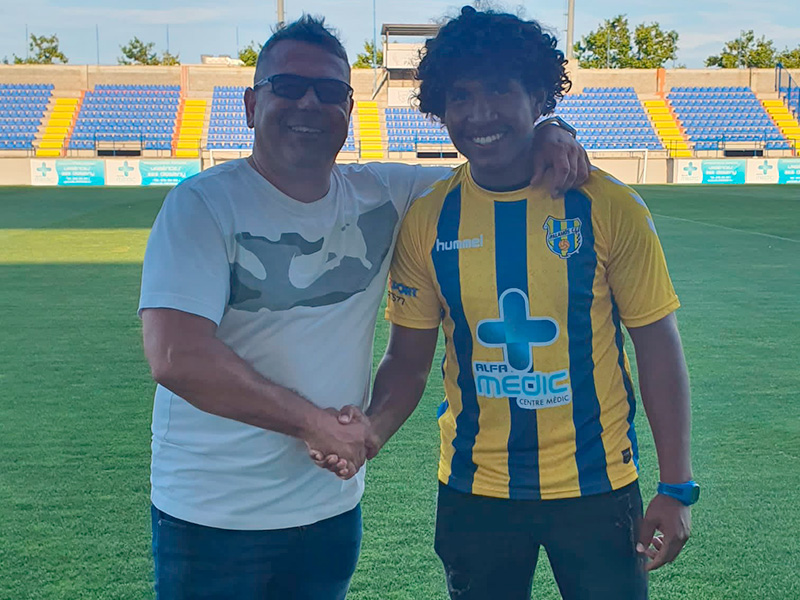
[{"x1": 253, "y1": 74, "x2": 353, "y2": 105}]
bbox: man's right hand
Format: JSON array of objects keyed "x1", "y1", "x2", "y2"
[
  {"x1": 308, "y1": 405, "x2": 381, "y2": 479},
  {"x1": 303, "y1": 409, "x2": 371, "y2": 479}
]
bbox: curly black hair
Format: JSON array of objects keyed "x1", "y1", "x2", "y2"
[{"x1": 416, "y1": 6, "x2": 571, "y2": 121}]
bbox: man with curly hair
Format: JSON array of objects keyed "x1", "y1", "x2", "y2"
[{"x1": 317, "y1": 6, "x2": 698, "y2": 599}]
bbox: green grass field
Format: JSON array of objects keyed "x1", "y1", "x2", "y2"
[{"x1": 1, "y1": 184, "x2": 798, "y2": 599}]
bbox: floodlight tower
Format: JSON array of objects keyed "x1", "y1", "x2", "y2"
[
  {"x1": 566, "y1": 0, "x2": 575, "y2": 62},
  {"x1": 277, "y1": 0, "x2": 285, "y2": 28}
]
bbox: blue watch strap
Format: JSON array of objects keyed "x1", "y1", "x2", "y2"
[{"x1": 657, "y1": 480, "x2": 700, "y2": 506}]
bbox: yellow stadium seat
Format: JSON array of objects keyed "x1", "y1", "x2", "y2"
[
  {"x1": 39, "y1": 140, "x2": 63, "y2": 149},
  {"x1": 36, "y1": 148, "x2": 62, "y2": 157},
  {"x1": 175, "y1": 149, "x2": 199, "y2": 158}
]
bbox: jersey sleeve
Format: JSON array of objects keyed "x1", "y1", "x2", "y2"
[
  {"x1": 602, "y1": 181, "x2": 680, "y2": 328},
  {"x1": 385, "y1": 202, "x2": 443, "y2": 329},
  {"x1": 138, "y1": 183, "x2": 231, "y2": 325}
]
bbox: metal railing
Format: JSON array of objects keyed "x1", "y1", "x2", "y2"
[{"x1": 776, "y1": 63, "x2": 799, "y2": 119}]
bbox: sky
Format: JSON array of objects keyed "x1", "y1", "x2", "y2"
[{"x1": 0, "y1": 0, "x2": 798, "y2": 69}]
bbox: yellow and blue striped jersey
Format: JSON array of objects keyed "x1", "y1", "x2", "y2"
[{"x1": 386, "y1": 164, "x2": 680, "y2": 500}]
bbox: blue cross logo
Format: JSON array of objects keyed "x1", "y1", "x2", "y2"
[
  {"x1": 758, "y1": 160, "x2": 774, "y2": 175},
  {"x1": 476, "y1": 289, "x2": 559, "y2": 372},
  {"x1": 118, "y1": 161, "x2": 135, "y2": 177},
  {"x1": 36, "y1": 162, "x2": 52, "y2": 176},
  {"x1": 683, "y1": 162, "x2": 698, "y2": 176}
]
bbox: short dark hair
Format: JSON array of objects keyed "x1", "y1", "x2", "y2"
[
  {"x1": 256, "y1": 15, "x2": 349, "y2": 78},
  {"x1": 416, "y1": 6, "x2": 571, "y2": 121}
]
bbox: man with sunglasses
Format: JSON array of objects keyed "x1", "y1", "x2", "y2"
[{"x1": 139, "y1": 14, "x2": 588, "y2": 600}]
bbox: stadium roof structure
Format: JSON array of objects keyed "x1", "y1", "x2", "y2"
[{"x1": 380, "y1": 24, "x2": 441, "y2": 37}]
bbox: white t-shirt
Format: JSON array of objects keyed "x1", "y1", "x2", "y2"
[{"x1": 139, "y1": 159, "x2": 448, "y2": 530}]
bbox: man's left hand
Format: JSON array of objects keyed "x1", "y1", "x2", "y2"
[
  {"x1": 530, "y1": 123, "x2": 591, "y2": 198},
  {"x1": 637, "y1": 493, "x2": 692, "y2": 571}
]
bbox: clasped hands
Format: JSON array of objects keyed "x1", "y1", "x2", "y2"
[{"x1": 306, "y1": 405, "x2": 381, "y2": 479}]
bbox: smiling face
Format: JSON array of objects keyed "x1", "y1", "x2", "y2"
[
  {"x1": 244, "y1": 39, "x2": 353, "y2": 173},
  {"x1": 443, "y1": 76, "x2": 545, "y2": 190}
]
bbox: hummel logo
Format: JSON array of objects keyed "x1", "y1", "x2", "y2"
[{"x1": 435, "y1": 234, "x2": 484, "y2": 252}]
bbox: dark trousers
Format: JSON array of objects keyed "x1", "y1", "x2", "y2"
[
  {"x1": 434, "y1": 481, "x2": 648, "y2": 600},
  {"x1": 151, "y1": 504, "x2": 362, "y2": 600}
]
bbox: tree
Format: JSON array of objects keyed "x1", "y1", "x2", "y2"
[
  {"x1": 13, "y1": 33, "x2": 68, "y2": 64},
  {"x1": 118, "y1": 37, "x2": 179, "y2": 65},
  {"x1": 574, "y1": 15, "x2": 634, "y2": 69},
  {"x1": 705, "y1": 30, "x2": 776, "y2": 68},
  {"x1": 574, "y1": 15, "x2": 678, "y2": 69},
  {"x1": 238, "y1": 41, "x2": 262, "y2": 67},
  {"x1": 160, "y1": 50, "x2": 180, "y2": 66},
  {"x1": 777, "y1": 45, "x2": 800, "y2": 69},
  {"x1": 352, "y1": 40, "x2": 384, "y2": 69},
  {"x1": 632, "y1": 23, "x2": 679, "y2": 68}
]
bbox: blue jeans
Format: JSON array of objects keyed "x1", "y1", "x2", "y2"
[
  {"x1": 434, "y1": 481, "x2": 647, "y2": 600},
  {"x1": 151, "y1": 504, "x2": 362, "y2": 600}
]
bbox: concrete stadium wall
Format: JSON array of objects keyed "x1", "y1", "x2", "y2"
[
  {"x1": 569, "y1": 68, "x2": 659, "y2": 95},
  {"x1": 185, "y1": 66, "x2": 252, "y2": 91},
  {"x1": 0, "y1": 158, "x2": 32, "y2": 185},
  {"x1": 2, "y1": 64, "x2": 798, "y2": 97}
]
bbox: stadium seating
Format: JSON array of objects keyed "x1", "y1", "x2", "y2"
[
  {"x1": 0, "y1": 84, "x2": 53, "y2": 150},
  {"x1": 554, "y1": 87, "x2": 663, "y2": 151},
  {"x1": 386, "y1": 88, "x2": 663, "y2": 153},
  {"x1": 207, "y1": 86, "x2": 250, "y2": 150},
  {"x1": 667, "y1": 87, "x2": 786, "y2": 150},
  {"x1": 208, "y1": 86, "x2": 356, "y2": 153},
  {"x1": 385, "y1": 108, "x2": 450, "y2": 152},
  {"x1": 69, "y1": 85, "x2": 180, "y2": 150}
]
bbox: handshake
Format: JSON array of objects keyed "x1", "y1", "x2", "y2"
[{"x1": 306, "y1": 405, "x2": 383, "y2": 480}]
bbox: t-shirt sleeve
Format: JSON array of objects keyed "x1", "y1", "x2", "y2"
[
  {"x1": 138, "y1": 184, "x2": 231, "y2": 325},
  {"x1": 385, "y1": 205, "x2": 442, "y2": 329},
  {"x1": 377, "y1": 163, "x2": 451, "y2": 217},
  {"x1": 604, "y1": 185, "x2": 680, "y2": 329}
]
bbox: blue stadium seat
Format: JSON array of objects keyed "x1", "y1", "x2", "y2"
[
  {"x1": 0, "y1": 83, "x2": 52, "y2": 149},
  {"x1": 667, "y1": 86, "x2": 789, "y2": 148}
]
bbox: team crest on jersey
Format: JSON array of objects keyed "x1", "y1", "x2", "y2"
[{"x1": 543, "y1": 216, "x2": 582, "y2": 259}]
